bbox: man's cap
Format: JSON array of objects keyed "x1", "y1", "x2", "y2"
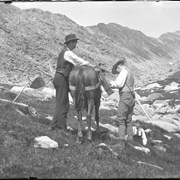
[
  {"x1": 111, "y1": 57, "x2": 126, "y2": 74},
  {"x1": 64, "y1": 34, "x2": 79, "y2": 44}
]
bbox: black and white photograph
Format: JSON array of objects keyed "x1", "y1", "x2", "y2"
[{"x1": 0, "y1": 0, "x2": 180, "y2": 178}]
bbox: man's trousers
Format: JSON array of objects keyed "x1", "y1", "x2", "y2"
[
  {"x1": 116, "y1": 91, "x2": 135, "y2": 140},
  {"x1": 50, "y1": 72, "x2": 69, "y2": 130}
]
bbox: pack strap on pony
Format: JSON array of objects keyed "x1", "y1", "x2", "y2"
[{"x1": 69, "y1": 81, "x2": 101, "y2": 91}]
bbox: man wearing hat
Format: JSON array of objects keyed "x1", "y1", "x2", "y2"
[
  {"x1": 50, "y1": 34, "x2": 113, "y2": 131},
  {"x1": 50, "y1": 34, "x2": 94, "y2": 131},
  {"x1": 110, "y1": 58, "x2": 135, "y2": 149}
]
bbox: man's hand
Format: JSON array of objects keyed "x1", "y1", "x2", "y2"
[
  {"x1": 110, "y1": 81, "x2": 114, "y2": 88},
  {"x1": 94, "y1": 65, "x2": 110, "y2": 73},
  {"x1": 109, "y1": 81, "x2": 118, "y2": 89},
  {"x1": 88, "y1": 63, "x2": 95, "y2": 68}
]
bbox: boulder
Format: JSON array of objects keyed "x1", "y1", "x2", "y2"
[
  {"x1": 34, "y1": 136, "x2": 58, "y2": 149},
  {"x1": 132, "y1": 115, "x2": 150, "y2": 123},
  {"x1": 153, "y1": 100, "x2": 169, "y2": 108},
  {"x1": 153, "y1": 100, "x2": 179, "y2": 114},
  {"x1": 151, "y1": 114, "x2": 162, "y2": 121},
  {"x1": 141, "y1": 83, "x2": 162, "y2": 90},
  {"x1": 152, "y1": 120, "x2": 178, "y2": 132},
  {"x1": 147, "y1": 93, "x2": 164, "y2": 102},
  {"x1": 137, "y1": 104, "x2": 155, "y2": 117},
  {"x1": 158, "y1": 114, "x2": 178, "y2": 123},
  {"x1": 174, "y1": 105, "x2": 180, "y2": 113},
  {"x1": 155, "y1": 106, "x2": 169, "y2": 114},
  {"x1": 164, "y1": 86, "x2": 179, "y2": 91},
  {"x1": 164, "y1": 81, "x2": 180, "y2": 91},
  {"x1": 135, "y1": 92, "x2": 148, "y2": 102},
  {"x1": 10, "y1": 86, "x2": 73, "y2": 102},
  {"x1": 172, "y1": 120, "x2": 180, "y2": 131},
  {"x1": 133, "y1": 114, "x2": 179, "y2": 132},
  {"x1": 30, "y1": 76, "x2": 45, "y2": 89},
  {"x1": 41, "y1": 87, "x2": 55, "y2": 98},
  {"x1": 10, "y1": 86, "x2": 46, "y2": 98}
]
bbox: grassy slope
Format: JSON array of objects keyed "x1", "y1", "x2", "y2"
[{"x1": 0, "y1": 83, "x2": 180, "y2": 178}]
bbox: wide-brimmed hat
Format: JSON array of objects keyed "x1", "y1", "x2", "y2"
[
  {"x1": 111, "y1": 58, "x2": 126, "y2": 74},
  {"x1": 64, "y1": 34, "x2": 79, "y2": 44}
]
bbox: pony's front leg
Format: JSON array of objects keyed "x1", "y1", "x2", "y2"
[
  {"x1": 95, "y1": 104, "x2": 100, "y2": 136},
  {"x1": 87, "y1": 101, "x2": 93, "y2": 142},
  {"x1": 76, "y1": 110, "x2": 83, "y2": 144},
  {"x1": 95, "y1": 88, "x2": 101, "y2": 137}
]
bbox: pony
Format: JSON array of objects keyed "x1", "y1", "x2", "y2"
[{"x1": 69, "y1": 65, "x2": 101, "y2": 144}]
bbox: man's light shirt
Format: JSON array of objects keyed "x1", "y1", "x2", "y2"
[
  {"x1": 64, "y1": 48, "x2": 89, "y2": 66},
  {"x1": 110, "y1": 67, "x2": 128, "y2": 88}
]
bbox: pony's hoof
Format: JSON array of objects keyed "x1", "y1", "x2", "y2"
[
  {"x1": 87, "y1": 138, "x2": 92, "y2": 142},
  {"x1": 87, "y1": 132, "x2": 92, "y2": 142},
  {"x1": 87, "y1": 136, "x2": 92, "y2": 142},
  {"x1": 96, "y1": 131, "x2": 100, "y2": 138},
  {"x1": 76, "y1": 137, "x2": 83, "y2": 144}
]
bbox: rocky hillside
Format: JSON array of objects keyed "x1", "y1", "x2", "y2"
[
  {"x1": 159, "y1": 31, "x2": 180, "y2": 56},
  {"x1": 89, "y1": 23, "x2": 180, "y2": 85},
  {"x1": 0, "y1": 3, "x2": 180, "y2": 87}
]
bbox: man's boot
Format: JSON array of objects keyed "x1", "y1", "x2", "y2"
[
  {"x1": 110, "y1": 125, "x2": 126, "y2": 152},
  {"x1": 126, "y1": 125, "x2": 134, "y2": 141},
  {"x1": 118, "y1": 125, "x2": 126, "y2": 140},
  {"x1": 125, "y1": 124, "x2": 141, "y2": 148}
]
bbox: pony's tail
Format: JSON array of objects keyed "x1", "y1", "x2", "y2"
[{"x1": 75, "y1": 68, "x2": 86, "y2": 111}]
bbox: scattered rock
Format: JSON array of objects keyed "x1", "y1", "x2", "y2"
[
  {"x1": 153, "y1": 144, "x2": 167, "y2": 152},
  {"x1": 88, "y1": 143, "x2": 118, "y2": 160},
  {"x1": 163, "y1": 134, "x2": 172, "y2": 140},
  {"x1": 34, "y1": 136, "x2": 58, "y2": 149},
  {"x1": 133, "y1": 146, "x2": 150, "y2": 154},
  {"x1": 16, "y1": 104, "x2": 38, "y2": 117},
  {"x1": 151, "y1": 139, "x2": 162, "y2": 144}
]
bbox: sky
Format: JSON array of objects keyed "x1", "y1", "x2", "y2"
[{"x1": 13, "y1": 1, "x2": 180, "y2": 38}]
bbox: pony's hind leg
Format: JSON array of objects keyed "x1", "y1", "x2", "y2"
[
  {"x1": 95, "y1": 88, "x2": 101, "y2": 137},
  {"x1": 95, "y1": 102, "x2": 100, "y2": 137},
  {"x1": 87, "y1": 100, "x2": 94, "y2": 142},
  {"x1": 76, "y1": 110, "x2": 83, "y2": 144}
]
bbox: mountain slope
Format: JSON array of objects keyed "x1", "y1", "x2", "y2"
[
  {"x1": 159, "y1": 31, "x2": 180, "y2": 55},
  {"x1": 90, "y1": 23, "x2": 176, "y2": 60},
  {"x1": 88, "y1": 23, "x2": 179, "y2": 85},
  {"x1": 0, "y1": 3, "x2": 179, "y2": 87},
  {"x1": 158, "y1": 31, "x2": 180, "y2": 71}
]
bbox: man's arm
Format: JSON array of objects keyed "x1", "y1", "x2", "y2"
[
  {"x1": 110, "y1": 68, "x2": 127, "y2": 88},
  {"x1": 64, "y1": 50, "x2": 91, "y2": 66}
]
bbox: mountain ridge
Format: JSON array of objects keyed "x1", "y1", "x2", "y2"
[{"x1": 0, "y1": 3, "x2": 180, "y2": 87}]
